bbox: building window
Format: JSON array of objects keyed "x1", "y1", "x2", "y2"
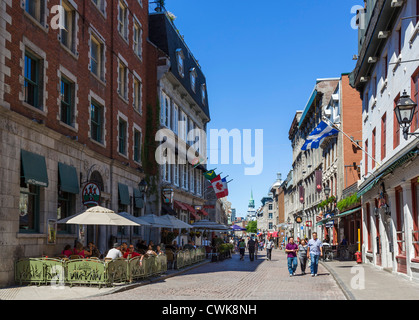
[
  {"x1": 366, "y1": 203, "x2": 372, "y2": 252},
  {"x1": 381, "y1": 113, "x2": 386, "y2": 160},
  {"x1": 92, "y1": 0, "x2": 106, "y2": 14},
  {"x1": 190, "y1": 165, "x2": 195, "y2": 193},
  {"x1": 118, "y1": 1, "x2": 128, "y2": 40},
  {"x1": 269, "y1": 222, "x2": 273, "y2": 229},
  {"x1": 174, "y1": 162, "x2": 179, "y2": 187},
  {"x1": 25, "y1": 0, "x2": 45, "y2": 25},
  {"x1": 133, "y1": 77, "x2": 142, "y2": 113},
  {"x1": 372, "y1": 128, "x2": 376, "y2": 169},
  {"x1": 269, "y1": 213, "x2": 273, "y2": 219},
  {"x1": 19, "y1": 181, "x2": 40, "y2": 233},
  {"x1": 61, "y1": 1, "x2": 76, "y2": 52},
  {"x1": 90, "y1": 100, "x2": 103, "y2": 143},
  {"x1": 133, "y1": 22, "x2": 142, "y2": 58},
  {"x1": 201, "y1": 84, "x2": 206, "y2": 105},
  {"x1": 176, "y1": 49, "x2": 184, "y2": 78},
  {"x1": 173, "y1": 104, "x2": 179, "y2": 134},
  {"x1": 395, "y1": 187, "x2": 405, "y2": 255},
  {"x1": 182, "y1": 165, "x2": 188, "y2": 190},
  {"x1": 133, "y1": 129, "x2": 141, "y2": 162},
  {"x1": 118, "y1": 118, "x2": 127, "y2": 155},
  {"x1": 412, "y1": 69, "x2": 419, "y2": 132},
  {"x1": 364, "y1": 139, "x2": 368, "y2": 175},
  {"x1": 190, "y1": 68, "x2": 197, "y2": 92},
  {"x1": 24, "y1": 52, "x2": 42, "y2": 109},
  {"x1": 60, "y1": 77, "x2": 74, "y2": 126},
  {"x1": 57, "y1": 191, "x2": 74, "y2": 233},
  {"x1": 118, "y1": 61, "x2": 128, "y2": 100},
  {"x1": 90, "y1": 34, "x2": 104, "y2": 80}
]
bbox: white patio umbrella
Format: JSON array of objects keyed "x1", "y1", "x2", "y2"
[
  {"x1": 141, "y1": 214, "x2": 174, "y2": 242},
  {"x1": 160, "y1": 214, "x2": 193, "y2": 229},
  {"x1": 57, "y1": 206, "x2": 142, "y2": 226},
  {"x1": 191, "y1": 220, "x2": 230, "y2": 230}
]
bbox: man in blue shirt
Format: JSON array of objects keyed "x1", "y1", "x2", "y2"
[{"x1": 307, "y1": 232, "x2": 323, "y2": 277}]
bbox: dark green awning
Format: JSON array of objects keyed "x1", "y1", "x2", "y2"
[
  {"x1": 58, "y1": 162, "x2": 79, "y2": 194},
  {"x1": 133, "y1": 188, "x2": 144, "y2": 209},
  {"x1": 118, "y1": 183, "x2": 130, "y2": 206},
  {"x1": 21, "y1": 150, "x2": 49, "y2": 187}
]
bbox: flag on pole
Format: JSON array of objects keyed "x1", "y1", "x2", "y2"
[
  {"x1": 203, "y1": 170, "x2": 217, "y2": 181},
  {"x1": 301, "y1": 121, "x2": 339, "y2": 151},
  {"x1": 210, "y1": 175, "x2": 227, "y2": 199},
  {"x1": 221, "y1": 177, "x2": 229, "y2": 197}
]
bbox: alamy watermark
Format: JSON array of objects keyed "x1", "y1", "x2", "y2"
[
  {"x1": 155, "y1": 126, "x2": 264, "y2": 176},
  {"x1": 351, "y1": 5, "x2": 367, "y2": 30}
]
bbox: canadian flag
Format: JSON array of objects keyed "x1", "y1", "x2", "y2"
[{"x1": 211, "y1": 175, "x2": 227, "y2": 199}]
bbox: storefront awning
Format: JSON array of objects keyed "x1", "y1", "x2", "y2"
[
  {"x1": 198, "y1": 209, "x2": 209, "y2": 216},
  {"x1": 334, "y1": 207, "x2": 361, "y2": 219},
  {"x1": 174, "y1": 200, "x2": 188, "y2": 211},
  {"x1": 21, "y1": 149, "x2": 49, "y2": 187},
  {"x1": 133, "y1": 189, "x2": 144, "y2": 209},
  {"x1": 58, "y1": 162, "x2": 79, "y2": 194},
  {"x1": 118, "y1": 183, "x2": 130, "y2": 206}
]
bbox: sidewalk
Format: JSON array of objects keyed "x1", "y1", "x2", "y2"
[
  {"x1": 0, "y1": 260, "x2": 210, "y2": 300},
  {"x1": 321, "y1": 259, "x2": 419, "y2": 300}
]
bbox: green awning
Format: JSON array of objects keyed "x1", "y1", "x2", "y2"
[
  {"x1": 58, "y1": 162, "x2": 79, "y2": 194},
  {"x1": 118, "y1": 183, "x2": 130, "y2": 206},
  {"x1": 21, "y1": 150, "x2": 49, "y2": 187},
  {"x1": 335, "y1": 207, "x2": 361, "y2": 219},
  {"x1": 133, "y1": 189, "x2": 144, "y2": 209}
]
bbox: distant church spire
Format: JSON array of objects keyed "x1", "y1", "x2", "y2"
[{"x1": 248, "y1": 189, "x2": 255, "y2": 208}]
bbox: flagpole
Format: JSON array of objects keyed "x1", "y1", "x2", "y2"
[{"x1": 322, "y1": 116, "x2": 381, "y2": 167}]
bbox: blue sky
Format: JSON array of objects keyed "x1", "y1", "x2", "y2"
[{"x1": 158, "y1": 1, "x2": 363, "y2": 217}]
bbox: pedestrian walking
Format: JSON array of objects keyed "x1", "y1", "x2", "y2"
[
  {"x1": 307, "y1": 232, "x2": 323, "y2": 277},
  {"x1": 285, "y1": 237, "x2": 299, "y2": 276},
  {"x1": 239, "y1": 238, "x2": 246, "y2": 261},
  {"x1": 298, "y1": 239, "x2": 308, "y2": 275},
  {"x1": 266, "y1": 237, "x2": 274, "y2": 261},
  {"x1": 247, "y1": 236, "x2": 256, "y2": 261},
  {"x1": 254, "y1": 237, "x2": 259, "y2": 259}
]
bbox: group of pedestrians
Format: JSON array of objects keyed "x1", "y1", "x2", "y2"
[
  {"x1": 237, "y1": 236, "x2": 276, "y2": 261},
  {"x1": 285, "y1": 232, "x2": 323, "y2": 277}
]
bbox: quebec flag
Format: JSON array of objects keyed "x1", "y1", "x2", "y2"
[{"x1": 301, "y1": 121, "x2": 339, "y2": 151}]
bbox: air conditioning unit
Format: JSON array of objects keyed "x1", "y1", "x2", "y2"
[{"x1": 391, "y1": 0, "x2": 404, "y2": 7}]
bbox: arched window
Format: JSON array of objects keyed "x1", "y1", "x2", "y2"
[{"x1": 90, "y1": 170, "x2": 104, "y2": 192}]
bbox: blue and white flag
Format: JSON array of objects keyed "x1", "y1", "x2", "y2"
[{"x1": 301, "y1": 121, "x2": 339, "y2": 151}]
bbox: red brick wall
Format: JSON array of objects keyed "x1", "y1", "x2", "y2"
[
  {"x1": 341, "y1": 74, "x2": 363, "y2": 187},
  {"x1": 5, "y1": 0, "x2": 152, "y2": 168}
]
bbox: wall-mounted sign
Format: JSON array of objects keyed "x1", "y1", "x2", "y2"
[
  {"x1": 295, "y1": 216, "x2": 303, "y2": 224},
  {"x1": 82, "y1": 182, "x2": 101, "y2": 207},
  {"x1": 306, "y1": 221, "x2": 312, "y2": 227}
]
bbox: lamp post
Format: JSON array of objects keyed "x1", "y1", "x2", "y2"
[{"x1": 394, "y1": 90, "x2": 418, "y2": 140}]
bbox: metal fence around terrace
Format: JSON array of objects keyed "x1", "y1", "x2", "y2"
[{"x1": 15, "y1": 248, "x2": 206, "y2": 288}]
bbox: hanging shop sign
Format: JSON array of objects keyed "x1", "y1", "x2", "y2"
[{"x1": 295, "y1": 216, "x2": 303, "y2": 224}]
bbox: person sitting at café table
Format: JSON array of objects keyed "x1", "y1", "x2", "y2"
[
  {"x1": 123, "y1": 244, "x2": 142, "y2": 259},
  {"x1": 146, "y1": 245, "x2": 158, "y2": 256},
  {"x1": 86, "y1": 242, "x2": 101, "y2": 258},
  {"x1": 183, "y1": 241, "x2": 194, "y2": 250},
  {"x1": 106, "y1": 243, "x2": 123, "y2": 260},
  {"x1": 156, "y1": 245, "x2": 164, "y2": 255},
  {"x1": 73, "y1": 242, "x2": 88, "y2": 258},
  {"x1": 62, "y1": 244, "x2": 73, "y2": 257}
]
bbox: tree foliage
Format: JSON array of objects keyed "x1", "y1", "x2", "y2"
[{"x1": 246, "y1": 221, "x2": 257, "y2": 233}]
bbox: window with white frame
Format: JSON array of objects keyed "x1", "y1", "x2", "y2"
[
  {"x1": 118, "y1": 1, "x2": 128, "y2": 40},
  {"x1": 189, "y1": 165, "x2": 194, "y2": 193},
  {"x1": 182, "y1": 164, "x2": 188, "y2": 190},
  {"x1": 173, "y1": 103, "x2": 179, "y2": 134},
  {"x1": 201, "y1": 84, "x2": 206, "y2": 105},
  {"x1": 133, "y1": 21, "x2": 143, "y2": 58},
  {"x1": 133, "y1": 128, "x2": 141, "y2": 163},
  {"x1": 60, "y1": 0, "x2": 77, "y2": 53},
  {"x1": 174, "y1": 162, "x2": 179, "y2": 186},
  {"x1": 133, "y1": 76, "x2": 142, "y2": 113},
  {"x1": 90, "y1": 33, "x2": 105, "y2": 81},
  {"x1": 92, "y1": 0, "x2": 106, "y2": 14},
  {"x1": 190, "y1": 68, "x2": 197, "y2": 92},
  {"x1": 176, "y1": 49, "x2": 185, "y2": 78},
  {"x1": 25, "y1": 0, "x2": 45, "y2": 25},
  {"x1": 118, "y1": 60, "x2": 128, "y2": 100},
  {"x1": 180, "y1": 111, "x2": 187, "y2": 142}
]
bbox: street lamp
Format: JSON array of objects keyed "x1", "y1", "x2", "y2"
[
  {"x1": 138, "y1": 179, "x2": 148, "y2": 194},
  {"x1": 324, "y1": 186, "x2": 331, "y2": 198},
  {"x1": 394, "y1": 90, "x2": 418, "y2": 140}
]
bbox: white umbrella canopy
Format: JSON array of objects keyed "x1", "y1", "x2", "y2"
[
  {"x1": 191, "y1": 220, "x2": 230, "y2": 230},
  {"x1": 57, "y1": 206, "x2": 141, "y2": 226},
  {"x1": 118, "y1": 212, "x2": 152, "y2": 226},
  {"x1": 141, "y1": 214, "x2": 174, "y2": 228},
  {"x1": 160, "y1": 214, "x2": 193, "y2": 229}
]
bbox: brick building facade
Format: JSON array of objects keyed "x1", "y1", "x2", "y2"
[{"x1": 0, "y1": 0, "x2": 158, "y2": 287}]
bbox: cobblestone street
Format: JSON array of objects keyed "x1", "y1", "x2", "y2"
[{"x1": 90, "y1": 249, "x2": 346, "y2": 300}]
